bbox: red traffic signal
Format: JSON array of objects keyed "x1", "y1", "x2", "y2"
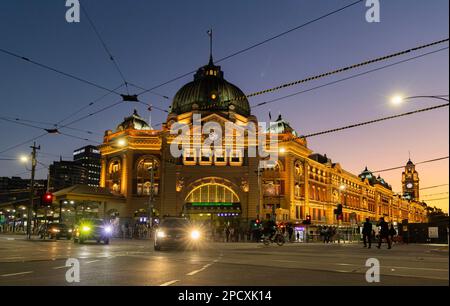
[{"x1": 43, "y1": 192, "x2": 53, "y2": 204}]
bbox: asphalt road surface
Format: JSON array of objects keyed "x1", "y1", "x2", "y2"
[{"x1": 0, "y1": 235, "x2": 448, "y2": 286}]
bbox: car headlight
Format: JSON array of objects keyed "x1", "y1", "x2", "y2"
[
  {"x1": 190, "y1": 230, "x2": 200, "y2": 240},
  {"x1": 51, "y1": 228, "x2": 60, "y2": 233},
  {"x1": 104, "y1": 226, "x2": 112, "y2": 234},
  {"x1": 68, "y1": 229, "x2": 73, "y2": 233},
  {"x1": 156, "y1": 231, "x2": 166, "y2": 238},
  {"x1": 82, "y1": 226, "x2": 91, "y2": 232}
]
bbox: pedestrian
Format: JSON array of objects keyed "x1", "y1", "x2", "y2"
[
  {"x1": 321, "y1": 226, "x2": 327, "y2": 243},
  {"x1": 296, "y1": 231, "x2": 300, "y2": 242},
  {"x1": 362, "y1": 218, "x2": 372, "y2": 248},
  {"x1": 288, "y1": 225, "x2": 294, "y2": 242},
  {"x1": 376, "y1": 217, "x2": 391, "y2": 249},
  {"x1": 389, "y1": 223, "x2": 397, "y2": 243}
]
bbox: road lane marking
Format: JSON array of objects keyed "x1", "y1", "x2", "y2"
[
  {"x1": 186, "y1": 263, "x2": 213, "y2": 276},
  {"x1": 85, "y1": 260, "x2": 100, "y2": 264},
  {"x1": 1, "y1": 271, "x2": 33, "y2": 277},
  {"x1": 53, "y1": 266, "x2": 69, "y2": 270},
  {"x1": 160, "y1": 280, "x2": 179, "y2": 286}
]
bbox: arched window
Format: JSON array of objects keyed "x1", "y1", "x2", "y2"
[
  {"x1": 136, "y1": 157, "x2": 160, "y2": 196},
  {"x1": 185, "y1": 183, "x2": 239, "y2": 203},
  {"x1": 107, "y1": 158, "x2": 121, "y2": 193}
]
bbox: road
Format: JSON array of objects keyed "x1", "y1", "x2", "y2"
[{"x1": 0, "y1": 235, "x2": 448, "y2": 286}]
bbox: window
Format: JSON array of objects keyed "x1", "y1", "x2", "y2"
[
  {"x1": 229, "y1": 149, "x2": 243, "y2": 166},
  {"x1": 183, "y1": 148, "x2": 196, "y2": 164}
]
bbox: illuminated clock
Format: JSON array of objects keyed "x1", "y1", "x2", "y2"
[{"x1": 406, "y1": 182, "x2": 413, "y2": 189}]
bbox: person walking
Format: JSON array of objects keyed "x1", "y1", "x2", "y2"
[
  {"x1": 362, "y1": 218, "x2": 372, "y2": 248},
  {"x1": 376, "y1": 217, "x2": 391, "y2": 249},
  {"x1": 389, "y1": 223, "x2": 397, "y2": 244}
]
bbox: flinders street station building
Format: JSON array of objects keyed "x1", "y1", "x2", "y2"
[{"x1": 54, "y1": 57, "x2": 428, "y2": 228}]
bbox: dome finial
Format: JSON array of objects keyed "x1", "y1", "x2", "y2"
[{"x1": 207, "y1": 28, "x2": 213, "y2": 65}]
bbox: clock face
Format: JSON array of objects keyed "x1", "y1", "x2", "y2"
[{"x1": 406, "y1": 182, "x2": 413, "y2": 189}]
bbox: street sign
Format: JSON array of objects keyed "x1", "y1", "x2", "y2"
[{"x1": 428, "y1": 227, "x2": 439, "y2": 239}]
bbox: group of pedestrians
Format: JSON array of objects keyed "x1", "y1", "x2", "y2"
[
  {"x1": 362, "y1": 217, "x2": 397, "y2": 249},
  {"x1": 320, "y1": 226, "x2": 338, "y2": 243},
  {"x1": 120, "y1": 222, "x2": 150, "y2": 239}
]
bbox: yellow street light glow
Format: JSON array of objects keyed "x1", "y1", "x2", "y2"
[
  {"x1": 117, "y1": 139, "x2": 127, "y2": 147},
  {"x1": 279, "y1": 147, "x2": 286, "y2": 153},
  {"x1": 82, "y1": 226, "x2": 91, "y2": 232},
  {"x1": 19, "y1": 155, "x2": 28, "y2": 163},
  {"x1": 339, "y1": 184, "x2": 346, "y2": 191}
]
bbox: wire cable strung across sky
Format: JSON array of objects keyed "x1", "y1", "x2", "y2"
[
  {"x1": 295, "y1": 103, "x2": 449, "y2": 139},
  {"x1": 229, "y1": 38, "x2": 449, "y2": 104},
  {"x1": 373, "y1": 156, "x2": 449, "y2": 173},
  {"x1": 81, "y1": 1, "x2": 130, "y2": 94},
  {"x1": 136, "y1": 0, "x2": 364, "y2": 96},
  {"x1": 0, "y1": 47, "x2": 122, "y2": 96},
  {"x1": 423, "y1": 197, "x2": 449, "y2": 202},
  {"x1": 420, "y1": 184, "x2": 449, "y2": 190},
  {"x1": 252, "y1": 47, "x2": 449, "y2": 108},
  {"x1": 0, "y1": 38, "x2": 448, "y2": 156}
]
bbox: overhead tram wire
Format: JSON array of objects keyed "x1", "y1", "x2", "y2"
[
  {"x1": 55, "y1": 82, "x2": 126, "y2": 126},
  {"x1": 136, "y1": 0, "x2": 364, "y2": 96},
  {"x1": 0, "y1": 117, "x2": 101, "y2": 145},
  {"x1": 0, "y1": 48, "x2": 122, "y2": 96},
  {"x1": 421, "y1": 192, "x2": 449, "y2": 197},
  {"x1": 298, "y1": 103, "x2": 449, "y2": 139},
  {"x1": 420, "y1": 184, "x2": 449, "y2": 191},
  {"x1": 59, "y1": 132, "x2": 102, "y2": 145},
  {"x1": 149, "y1": 41, "x2": 450, "y2": 129},
  {"x1": 1, "y1": 39, "x2": 447, "y2": 155},
  {"x1": 81, "y1": 2, "x2": 130, "y2": 94},
  {"x1": 373, "y1": 156, "x2": 449, "y2": 173},
  {"x1": 81, "y1": 2, "x2": 172, "y2": 101},
  {"x1": 0, "y1": 116, "x2": 103, "y2": 137},
  {"x1": 423, "y1": 197, "x2": 449, "y2": 202},
  {"x1": 0, "y1": 133, "x2": 48, "y2": 155},
  {"x1": 226, "y1": 38, "x2": 450, "y2": 104},
  {"x1": 58, "y1": 100, "x2": 124, "y2": 130},
  {"x1": 252, "y1": 47, "x2": 450, "y2": 108}
]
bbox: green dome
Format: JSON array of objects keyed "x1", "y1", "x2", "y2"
[
  {"x1": 116, "y1": 109, "x2": 151, "y2": 131},
  {"x1": 171, "y1": 60, "x2": 250, "y2": 117}
]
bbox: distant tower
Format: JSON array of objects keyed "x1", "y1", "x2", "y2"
[{"x1": 402, "y1": 158, "x2": 419, "y2": 200}]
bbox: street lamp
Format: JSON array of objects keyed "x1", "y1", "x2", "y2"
[
  {"x1": 390, "y1": 94, "x2": 449, "y2": 106},
  {"x1": 19, "y1": 155, "x2": 29, "y2": 163}
]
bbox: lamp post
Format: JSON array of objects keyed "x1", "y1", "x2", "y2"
[
  {"x1": 27, "y1": 142, "x2": 40, "y2": 239},
  {"x1": 148, "y1": 158, "x2": 157, "y2": 229},
  {"x1": 337, "y1": 183, "x2": 346, "y2": 244}
]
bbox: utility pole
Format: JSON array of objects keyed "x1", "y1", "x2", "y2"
[
  {"x1": 148, "y1": 159, "x2": 155, "y2": 227},
  {"x1": 27, "y1": 142, "x2": 40, "y2": 239}
]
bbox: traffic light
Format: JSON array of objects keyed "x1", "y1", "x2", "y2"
[
  {"x1": 303, "y1": 215, "x2": 311, "y2": 225},
  {"x1": 42, "y1": 192, "x2": 53, "y2": 206}
]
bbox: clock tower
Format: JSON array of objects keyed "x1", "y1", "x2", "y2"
[{"x1": 402, "y1": 159, "x2": 419, "y2": 200}]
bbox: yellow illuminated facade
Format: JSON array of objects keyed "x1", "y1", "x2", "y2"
[{"x1": 99, "y1": 59, "x2": 428, "y2": 225}]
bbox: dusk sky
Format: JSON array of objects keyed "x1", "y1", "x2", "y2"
[{"x1": 0, "y1": 0, "x2": 448, "y2": 211}]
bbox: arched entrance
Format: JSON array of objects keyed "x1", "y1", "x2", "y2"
[{"x1": 183, "y1": 178, "x2": 242, "y2": 222}]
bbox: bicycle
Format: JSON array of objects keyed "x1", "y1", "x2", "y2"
[{"x1": 262, "y1": 230, "x2": 285, "y2": 246}]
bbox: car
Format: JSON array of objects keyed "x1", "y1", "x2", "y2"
[
  {"x1": 154, "y1": 217, "x2": 203, "y2": 251},
  {"x1": 73, "y1": 218, "x2": 112, "y2": 244},
  {"x1": 38, "y1": 223, "x2": 73, "y2": 240}
]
